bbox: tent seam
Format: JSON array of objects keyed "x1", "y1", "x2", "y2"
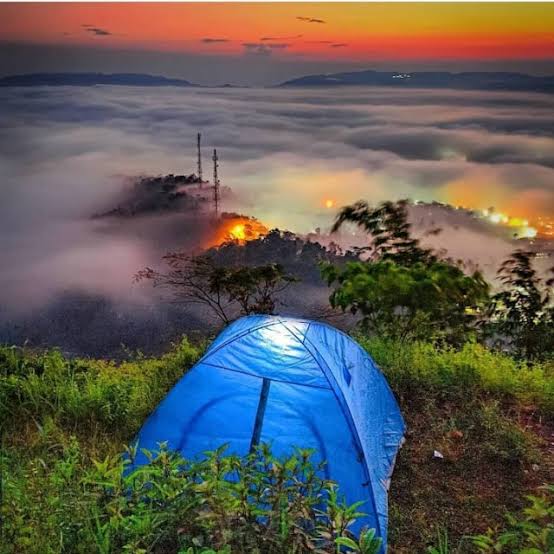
[
  {"x1": 279, "y1": 321, "x2": 384, "y2": 543},
  {"x1": 200, "y1": 361, "x2": 332, "y2": 390},
  {"x1": 198, "y1": 320, "x2": 281, "y2": 365}
]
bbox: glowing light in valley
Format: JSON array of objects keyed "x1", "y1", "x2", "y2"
[
  {"x1": 474, "y1": 207, "x2": 544, "y2": 239},
  {"x1": 507, "y1": 217, "x2": 527, "y2": 227},
  {"x1": 325, "y1": 199, "x2": 335, "y2": 209},
  {"x1": 229, "y1": 224, "x2": 246, "y2": 241},
  {"x1": 521, "y1": 226, "x2": 538, "y2": 238},
  {"x1": 488, "y1": 212, "x2": 510, "y2": 225}
]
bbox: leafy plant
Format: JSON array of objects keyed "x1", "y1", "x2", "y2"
[
  {"x1": 331, "y1": 199, "x2": 435, "y2": 266},
  {"x1": 471, "y1": 485, "x2": 554, "y2": 553},
  {"x1": 488, "y1": 250, "x2": 554, "y2": 360},
  {"x1": 426, "y1": 528, "x2": 451, "y2": 554},
  {"x1": 2, "y1": 440, "x2": 381, "y2": 554},
  {"x1": 335, "y1": 529, "x2": 382, "y2": 553}
]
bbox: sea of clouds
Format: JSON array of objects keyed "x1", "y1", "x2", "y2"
[{"x1": 1, "y1": 85, "x2": 553, "y2": 353}]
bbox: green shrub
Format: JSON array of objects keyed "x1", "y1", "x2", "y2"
[
  {"x1": 2, "y1": 440, "x2": 377, "y2": 554},
  {"x1": 322, "y1": 259, "x2": 488, "y2": 345},
  {"x1": 471, "y1": 485, "x2": 554, "y2": 553}
]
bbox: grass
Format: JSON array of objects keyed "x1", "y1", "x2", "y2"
[
  {"x1": 362, "y1": 338, "x2": 554, "y2": 415},
  {"x1": 360, "y1": 337, "x2": 554, "y2": 552},
  {"x1": 0, "y1": 337, "x2": 200, "y2": 441},
  {"x1": 1, "y1": 337, "x2": 553, "y2": 552}
]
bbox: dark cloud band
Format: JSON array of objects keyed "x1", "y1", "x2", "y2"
[
  {"x1": 82, "y1": 24, "x2": 112, "y2": 36},
  {"x1": 296, "y1": 16, "x2": 326, "y2": 24},
  {"x1": 201, "y1": 38, "x2": 229, "y2": 44}
]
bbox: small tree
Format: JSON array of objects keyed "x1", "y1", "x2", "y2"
[
  {"x1": 322, "y1": 259, "x2": 489, "y2": 343},
  {"x1": 488, "y1": 250, "x2": 554, "y2": 359},
  {"x1": 324, "y1": 200, "x2": 489, "y2": 343},
  {"x1": 136, "y1": 254, "x2": 297, "y2": 325},
  {"x1": 332, "y1": 199, "x2": 435, "y2": 265}
]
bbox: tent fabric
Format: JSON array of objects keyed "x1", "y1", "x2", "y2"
[{"x1": 130, "y1": 315, "x2": 405, "y2": 550}]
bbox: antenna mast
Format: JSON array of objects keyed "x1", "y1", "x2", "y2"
[
  {"x1": 212, "y1": 149, "x2": 220, "y2": 217},
  {"x1": 196, "y1": 132, "x2": 203, "y2": 185}
]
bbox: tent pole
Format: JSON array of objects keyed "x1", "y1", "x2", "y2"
[{"x1": 249, "y1": 378, "x2": 271, "y2": 452}]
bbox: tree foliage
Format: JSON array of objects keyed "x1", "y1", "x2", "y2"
[
  {"x1": 322, "y1": 259, "x2": 489, "y2": 343},
  {"x1": 488, "y1": 250, "x2": 554, "y2": 360},
  {"x1": 332, "y1": 199, "x2": 435, "y2": 265},
  {"x1": 136, "y1": 254, "x2": 297, "y2": 324},
  {"x1": 324, "y1": 200, "x2": 489, "y2": 343},
  {"x1": 212, "y1": 229, "x2": 355, "y2": 284}
]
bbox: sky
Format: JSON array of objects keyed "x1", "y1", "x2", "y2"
[{"x1": 1, "y1": 3, "x2": 554, "y2": 85}]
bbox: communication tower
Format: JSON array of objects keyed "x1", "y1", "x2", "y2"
[
  {"x1": 212, "y1": 149, "x2": 220, "y2": 217},
  {"x1": 197, "y1": 133, "x2": 203, "y2": 184}
]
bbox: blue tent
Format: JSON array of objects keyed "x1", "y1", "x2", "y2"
[{"x1": 131, "y1": 315, "x2": 405, "y2": 549}]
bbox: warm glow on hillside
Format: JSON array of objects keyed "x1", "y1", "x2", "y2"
[
  {"x1": 206, "y1": 215, "x2": 269, "y2": 247},
  {"x1": 229, "y1": 223, "x2": 246, "y2": 241}
]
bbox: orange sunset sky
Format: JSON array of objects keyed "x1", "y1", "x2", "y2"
[{"x1": 1, "y1": 3, "x2": 553, "y2": 67}]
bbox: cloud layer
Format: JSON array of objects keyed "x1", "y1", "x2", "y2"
[
  {"x1": 0, "y1": 85, "x2": 553, "y2": 350},
  {"x1": 2, "y1": 85, "x2": 553, "y2": 231},
  {"x1": 243, "y1": 42, "x2": 290, "y2": 56}
]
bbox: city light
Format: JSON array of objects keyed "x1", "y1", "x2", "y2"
[{"x1": 475, "y1": 207, "x2": 548, "y2": 240}]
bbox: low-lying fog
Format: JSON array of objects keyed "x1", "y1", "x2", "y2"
[{"x1": 1, "y1": 85, "x2": 553, "y2": 354}]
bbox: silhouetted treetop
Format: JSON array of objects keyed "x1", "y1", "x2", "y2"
[{"x1": 332, "y1": 199, "x2": 436, "y2": 266}]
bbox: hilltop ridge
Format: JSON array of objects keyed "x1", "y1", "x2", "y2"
[
  {"x1": 0, "y1": 72, "x2": 196, "y2": 87},
  {"x1": 279, "y1": 69, "x2": 554, "y2": 93}
]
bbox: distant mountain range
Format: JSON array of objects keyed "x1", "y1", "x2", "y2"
[
  {"x1": 2, "y1": 70, "x2": 553, "y2": 93},
  {"x1": 279, "y1": 70, "x2": 554, "y2": 93},
  {"x1": 0, "y1": 73, "x2": 196, "y2": 87}
]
